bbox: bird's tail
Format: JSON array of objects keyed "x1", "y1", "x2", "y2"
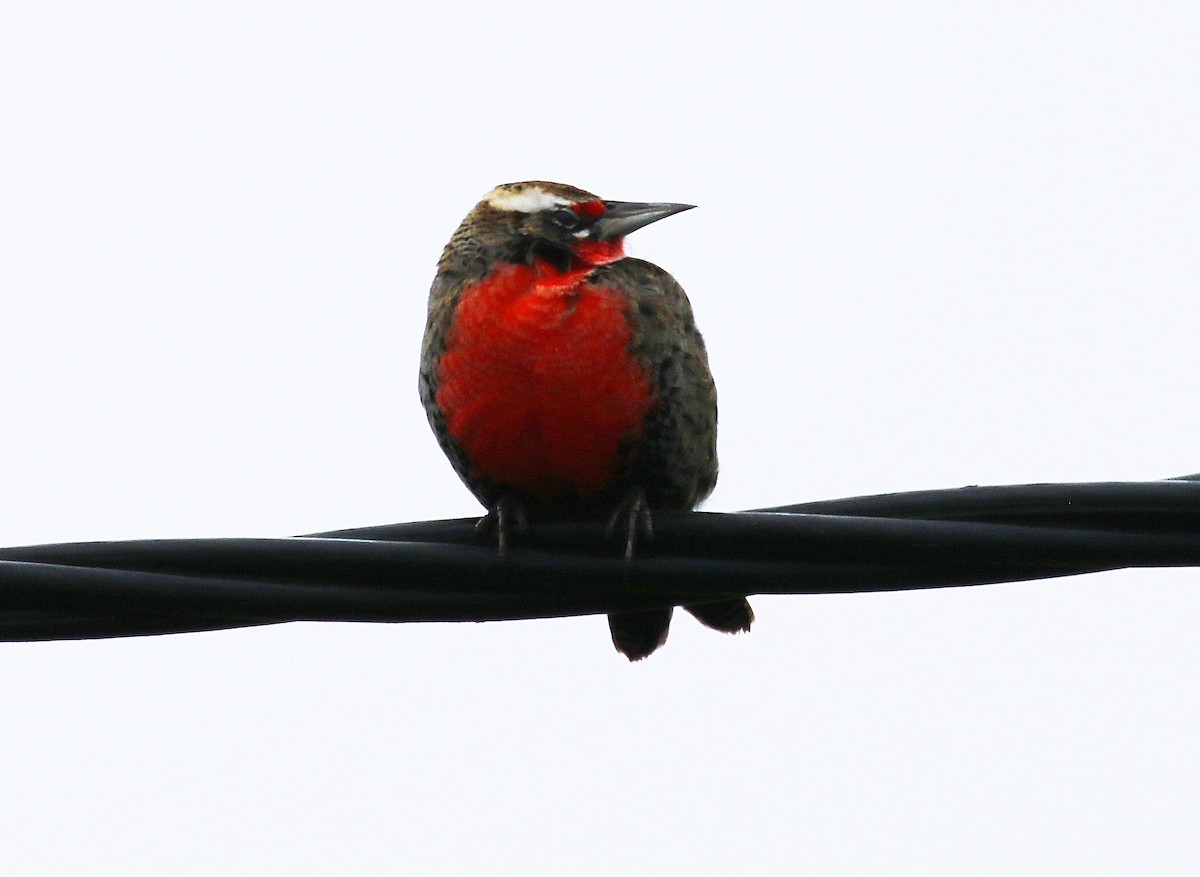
[
  {"x1": 608, "y1": 608, "x2": 673, "y2": 661},
  {"x1": 608, "y1": 598, "x2": 754, "y2": 661},
  {"x1": 683, "y1": 598, "x2": 755, "y2": 635}
]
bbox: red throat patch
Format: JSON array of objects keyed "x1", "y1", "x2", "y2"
[
  {"x1": 573, "y1": 237, "x2": 624, "y2": 266},
  {"x1": 435, "y1": 260, "x2": 655, "y2": 503}
]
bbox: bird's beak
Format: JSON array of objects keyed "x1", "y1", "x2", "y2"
[{"x1": 591, "y1": 201, "x2": 695, "y2": 240}]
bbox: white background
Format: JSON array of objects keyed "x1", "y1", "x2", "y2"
[{"x1": 3, "y1": 2, "x2": 1199, "y2": 874}]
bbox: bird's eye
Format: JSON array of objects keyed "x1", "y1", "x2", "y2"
[{"x1": 548, "y1": 207, "x2": 580, "y2": 229}]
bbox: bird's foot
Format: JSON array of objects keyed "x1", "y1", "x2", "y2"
[
  {"x1": 476, "y1": 494, "x2": 529, "y2": 558},
  {"x1": 605, "y1": 487, "x2": 653, "y2": 562}
]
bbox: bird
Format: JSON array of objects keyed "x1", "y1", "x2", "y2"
[{"x1": 419, "y1": 181, "x2": 753, "y2": 660}]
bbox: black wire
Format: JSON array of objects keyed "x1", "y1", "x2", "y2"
[{"x1": 2, "y1": 478, "x2": 1198, "y2": 641}]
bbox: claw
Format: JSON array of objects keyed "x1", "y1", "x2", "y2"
[
  {"x1": 605, "y1": 487, "x2": 653, "y2": 561},
  {"x1": 476, "y1": 495, "x2": 529, "y2": 557}
]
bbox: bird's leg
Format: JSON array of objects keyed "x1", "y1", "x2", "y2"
[
  {"x1": 605, "y1": 486, "x2": 654, "y2": 562},
  {"x1": 475, "y1": 493, "x2": 529, "y2": 558}
]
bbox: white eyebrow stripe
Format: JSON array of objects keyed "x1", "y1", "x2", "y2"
[{"x1": 485, "y1": 187, "x2": 572, "y2": 213}]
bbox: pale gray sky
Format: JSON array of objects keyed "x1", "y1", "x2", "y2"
[{"x1": 3, "y1": 2, "x2": 1199, "y2": 874}]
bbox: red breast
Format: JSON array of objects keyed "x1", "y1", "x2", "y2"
[{"x1": 435, "y1": 257, "x2": 655, "y2": 503}]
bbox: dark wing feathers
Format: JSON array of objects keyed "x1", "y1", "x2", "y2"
[{"x1": 593, "y1": 258, "x2": 718, "y2": 510}]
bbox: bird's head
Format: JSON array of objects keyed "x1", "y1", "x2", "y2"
[{"x1": 441, "y1": 181, "x2": 694, "y2": 275}]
